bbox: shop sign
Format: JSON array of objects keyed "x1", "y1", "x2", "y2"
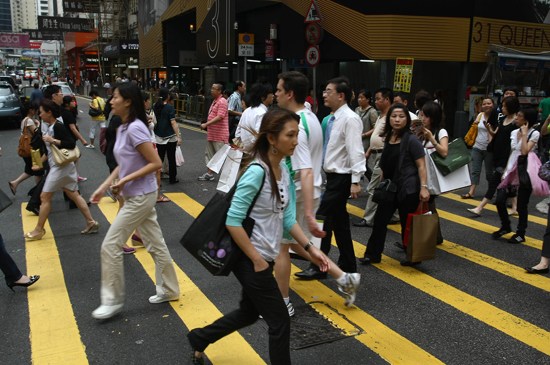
[
  {"x1": 29, "y1": 41, "x2": 41, "y2": 49},
  {"x1": 265, "y1": 40, "x2": 275, "y2": 61},
  {"x1": 23, "y1": 29, "x2": 63, "y2": 41},
  {"x1": 63, "y1": 0, "x2": 100, "y2": 13},
  {"x1": 38, "y1": 16, "x2": 95, "y2": 33},
  {"x1": 120, "y1": 40, "x2": 139, "y2": 53},
  {"x1": 0, "y1": 33, "x2": 30, "y2": 48},
  {"x1": 393, "y1": 58, "x2": 414, "y2": 93}
]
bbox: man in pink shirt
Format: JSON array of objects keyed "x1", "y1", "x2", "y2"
[{"x1": 198, "y1": 83, "x2": 229, "y2": 181}]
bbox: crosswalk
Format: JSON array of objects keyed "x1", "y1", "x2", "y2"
[{"x1": 16, "y1": 190, "x2": 550, "y2": 364}]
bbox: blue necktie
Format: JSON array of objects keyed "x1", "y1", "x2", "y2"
[{"x1": 323, "y1": 115, "x2": 335, "y2": 163}]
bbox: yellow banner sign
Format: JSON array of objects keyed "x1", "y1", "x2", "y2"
[{"x1": 393, "y1": 58, "x2": 414, "y2": 93}]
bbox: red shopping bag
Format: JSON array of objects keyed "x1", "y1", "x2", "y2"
[{"x1": 403, "y1": 202, "x2": 430, "y2": 249}]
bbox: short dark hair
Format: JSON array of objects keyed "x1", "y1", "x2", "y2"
[
  {"x1": 113, "y1": 83, "x2": 148, "y2": 127},
  {"x1": 422, "y1": 101, "x2": 443, "y2": 132},
  {"x1": 40, "y1": 98, "x2": 61, "y2": 118},
  {"x1": 327, "y1": 76, "x2": 352, "y2": 103},
  {"x1": 519, "y1": 107, "x2": 538, "y2": 128},
  {"x1": 278, "y1": 71, "x2": 309, "y2": 104},
  {"x1": 43, "y1": 85, "x2": 61, "y2": 100},
  {"x1": 234, "y1": 80, "x2": 244, "y2": 91},
  {"x1": 394, "y1": 92, "x2": 410, "y2": 103},
  {"x1": 357, "y1": 89, "x2": 372, "y2": 102},
  {"x1": 89, "y1": 89, "x2": 99, "y2": 97},
  {"x1": 247, "y1": 82, "x2": 273, "y2": 108},
  {"x1": 375, "y1": 87, "x2": 394, "y2": 104},
  {"x1": 414, "y1": 90, "x2": 432, "y2": 110},
  {"x1": 62, "y1": 95, "x2": 73, "y2": 107},
  {"x1": 502, "y1": 96, "x2": 520, "y2": 115}
]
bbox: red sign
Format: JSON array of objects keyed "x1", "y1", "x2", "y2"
[
  {"x1": 0, "y1": 33, "x2": 30, "y2": 48},
  {"x1": 305, "y1": 45, "x2": 320, "y2": 67},
  {"x1": 265, "y1": 40, "x2": 275, "y2": 61},
  {"x1": 305, "y1": 23, "x2": 322, "y2": 45},
  {"x1": 305, "y1": 0, "x2": 322, "y2": 23},
  {"x1": 29, "y1": 41, "x2": 42, "y2": 49}
]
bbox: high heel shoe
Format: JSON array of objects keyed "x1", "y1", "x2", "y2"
[
  {"x1": 7, "y1": 275, "x2": 40, "y2": 292},
  {"x1": 81, "y1": 220, "x2": 99, "y2": 234},
  {"x1": 24, "y1": 229, "x2": 46, "y2": 241}
]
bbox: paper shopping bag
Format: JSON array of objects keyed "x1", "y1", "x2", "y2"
[
  {"x1": 406, "y1": 206, "x2": 438, "y2": 262},
  {"x1": 206, "y1": 144, "x2": 231, "y2": 174},
  {"x1": 216, "y1": 148, "x2": 243, "y2": 193}
]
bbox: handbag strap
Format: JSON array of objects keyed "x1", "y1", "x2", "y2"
[
  {"x1": 416, "y1": 201, "x2": 430, "y2": 214},
  {"x1": 227, "y1": 162, "x2": 266, "y2": 217}
]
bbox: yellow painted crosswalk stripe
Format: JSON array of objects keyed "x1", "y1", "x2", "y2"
[
  {"x1": 443, "y1": 192, "x2": 547, "y2": 226},
  {"x1": 166, "y1": 192, "x2": 444, "y2": 364},
  {"x1": 346, "y1": 204, "x2": 550, "y2": 292},
  {"x1": 21, "y1": 206, "x2": 88, "y2": 365},
  {"x1": 97, "y1": 198, "x2": 265, "y2": 365},
  {"x1": 346, "y1": 205, "x2": 550, "y2": 356}
]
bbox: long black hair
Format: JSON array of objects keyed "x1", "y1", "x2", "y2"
[
  {"x1": 381, "y1": 103, "x2": 412, "y2": 143},
  {"x1": 153, "y1": 87, "x2": 169, "y2": 119},
  {"x1": 113, "y1": 83, "x2": 148, "y2": 127},
  {"x1": 247, "y1": 108, "x2": 300, "y2": 202}
]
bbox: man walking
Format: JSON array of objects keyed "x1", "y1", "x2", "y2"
[
  {"x1": 227, "y1": 80, "x2": 246, "y2": 142},
  {"x1": 198, "y1": 83, "x2": 229, "y2": 181},
  {"x1": 296, "y1": 76, "x2": 365, "y2": 278}
]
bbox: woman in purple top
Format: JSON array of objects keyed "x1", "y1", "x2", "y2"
[{"x1": 90, "y1": 83, "x2": 179, "y2": 320}]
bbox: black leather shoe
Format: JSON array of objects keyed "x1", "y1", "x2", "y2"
[
  {"x1": 169, "y1": 179, "x2": 180, "y2": 184},
  {"x1": 394, "y1": 242, "x2": 406, "y2": 251},
  {"x1": 294, "y1": 267, "x2": 327, "y2": 280},
  {"x1": 352, "y1": 219, "x2": 372, "y2": 227},
  {"x1": 358, "y1": 256, "x2": 381, "y2": 265},
  {"x1": 400, "y1": 260, "x2": 421, "y2": 266},
  {"x1": 525, "y1": 266, "x2": 549, "y2": 274},
  {"x1": 491, "y1": 227, "x2": 511, "y2": 239}
]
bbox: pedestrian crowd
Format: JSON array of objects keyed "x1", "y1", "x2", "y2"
[{"x1": 2, "y1": 73, "x2": 550, "y2": 365}]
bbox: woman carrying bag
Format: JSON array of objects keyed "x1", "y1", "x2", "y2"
[
  {"x1": 492, "y1": 108, "x2": 540, "y2": 243},
  {"x1": 24, "y1": 99, "x2": 98, "y2": 240},
  {"x1": 360, "y1": 103, "x2": 430, "y2": 266}
]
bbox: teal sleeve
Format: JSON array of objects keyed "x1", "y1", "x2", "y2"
[
  {"x1": 226, "y1": 165, "x2": 264, "y2": 226},
  {"x1": 282, "y1": 170, "x2": 297, "y2": 239}
]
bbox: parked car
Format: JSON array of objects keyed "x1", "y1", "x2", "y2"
[
  {"x1": 0, "y1": 76, "x2": 19, "y2": 93},
  {"x1": 0, "y1": 82, "x2": 22, "y2": 126},
  {"x1": 19, "y1": 85, "x2": 35, "y2": 102},
  {"x1": 41, "y1": 82, "x2": 78, "y2": 117}
]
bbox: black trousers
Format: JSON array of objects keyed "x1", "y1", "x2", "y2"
[
  {"x1": 495, "y1": 185, "x2": 532, "y2": 236},
  {"x1": 156, "y1": 141, "x2": 177, "y2": 183},
  {"x1": 189, "y1": 258, "x2": 290, "y2": 365},
  {"x1": 483, "y1": 169, "x2": 503, "y2": 200},
  {"x1": 365, "y1": 193, "x2": 419, "y2": 260},
  {"x1": 316, "y1": 173, "x2": 356, "y2": 273},
  {"x1": 0, "y1": 233, "x2": 22, "y2": 284},
  {"x1": 542, "y1": 207, "x2": 550, "y2": 259}
]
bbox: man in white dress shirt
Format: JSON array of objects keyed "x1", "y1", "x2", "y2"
[{"x1": 296, "y1": 77, "x2": 365, "y2": 278}]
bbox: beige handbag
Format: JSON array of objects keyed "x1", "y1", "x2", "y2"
[{"x1": 50, "y1": 144, "x2": 81, "y2": 167}]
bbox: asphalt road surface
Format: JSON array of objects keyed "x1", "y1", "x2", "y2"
[{"x1": 0, "y1": 97, "x2": 549, "y2": 365}]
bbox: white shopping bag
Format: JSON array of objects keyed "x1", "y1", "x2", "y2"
[
  {"x1": 206, "y1": 144, "x2": 231, "y2": 174},
  {"x1": 289, "y1": 218, "x2": 324, "y2": 256},
  {"x1": 426, "y1": 149, "x2": 471, "y2": 194},
  {"x1": 216, "y1": 148, "x2": 243, "y2": 193},
  {"x1": 425, "y1": 150, "x2": 441, "y2": 195},
  {"x1": 175, "y1": 146, "x2": 185, "y2": 167}
]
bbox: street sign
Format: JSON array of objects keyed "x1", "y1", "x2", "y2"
[
  {"x1": 23, "y1": 29, "x2": 63, "y2": 41},
  {"x1": 62, "y1": 0, "x2": 100, "y2": 13},
  {"x1": 38, "y1": 16, "x2": 95, "y2": 33},
  {"x1": 238, "y1": 44, "x2": 254, "y2": 57},
  {"x1": 305, "y1": 0, "x2": 322, "y2": 23},
  {"x1": 305, "y1": 22, "x2": 322, "y2": 45},
  {"x1": 305, "y1": 45, "x2": 320, "y2": 67},
  {"x1": 238, "y1": 33, "x2": 254, "y2": 45}
]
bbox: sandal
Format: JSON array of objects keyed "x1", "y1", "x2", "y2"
[
  {"x1": 467, "y1": 208, "x2": 481, "y2": 217},
  {"x1": 157, "y1": 195, "x2": 171, "y2": 203},
  {"x1": 8, "y1": 181, "x2": 16, "y2": 195},
  {"x1": 24, "y1": 229, "x2": 46, "y2": 241},
  {"x1": 461, "y1": 193, "x2": 473, "y2": 199},
  {"x1": 81, "y1": 220, "x2": 99, "y2": 234}
]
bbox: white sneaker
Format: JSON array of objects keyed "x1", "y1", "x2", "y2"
[
  {"x1": 337, "y1": 273, "x2": 361, "y2": 307},
  {"x1": 92, "y1": 304, "x2": 123, "y2": 319},
  {"x1": 286, "y1": 301, "x2": 295, "y2": 317},
  {"x1": 85, "y1": 144, "x2": 95, "y2": 149},
  {"x1": 149, "y1": 294, "x2": 179, "y2": 304},
  {"x1": 197, "y1": 172, "x2": 215, "y2": 181}
]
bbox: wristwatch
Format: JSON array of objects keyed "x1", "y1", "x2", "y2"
[{"x1": 303, "y1": 242, "x2": 313, "y2": 251}]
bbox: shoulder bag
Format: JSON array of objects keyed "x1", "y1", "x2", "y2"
[
  {"x1": 180, "y1": 163, "x2": 265, "y2": 276},
  {"x1": 430, "y1": 138, "x2": 471, "y2": 176},
  {"x1": 464, "y1": 113, "x2": 481, "y2": 148},
  {"x1": 17, "y1": 122, "x2": 33, "y2": 158},
  {"x1": 88, "y1": 99, "x2": 104, "y2": 117},
  {"x1": 50, "y1": 144, "x2": 81, "y2": 167}
]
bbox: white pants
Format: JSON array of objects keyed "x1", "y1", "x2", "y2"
[
  {"x1": 89, "y1": 120, "x2": 106, "y2": 139},
  {"x1": 99, "y1": 191, "x2": 179, "y2": 305}
]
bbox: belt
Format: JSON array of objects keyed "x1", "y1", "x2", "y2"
[{"x1": 371, "y1": 149, "x2": 383, "y2": 154}]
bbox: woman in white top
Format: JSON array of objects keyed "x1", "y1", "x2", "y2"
[
  {"x1": 492, "y1": 108, "x2": 540, "y2": 243},
  {"x1": 462, "y1": 97, "x2": 497, "y2": 199}
]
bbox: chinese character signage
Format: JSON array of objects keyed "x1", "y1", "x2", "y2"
[
  {"x1": 38, "y1": 16, "x2": 95, "y2": 33},
  {"x1": 393, "y1": 58, "x2": 414, "y2": 93},
  {"x1": 0, "y1": 33, "x2": 30, "y2": 48},
  {"x1": 63, "y1": 0, "x2": 100, "y2": 13},
  {"x1": 23, "y1": 29, "x2": 63, "y2": 41}
]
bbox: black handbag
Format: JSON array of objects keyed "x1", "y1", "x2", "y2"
[
  {"x1": 372, "y1": 179, "x2": 397, "y2": 204},
  {"x1": 0, "y1": 188, "x2": 12, "y2": 214},
  {"x1": 517, "y1": 154, "x2": 531, "y2": 187},
  {"x1": 180, "y1": 164, "x2": 265, "y2": 276},
  {"x1": 538, "y1": 160, "x2": 550, "y2": 182}
]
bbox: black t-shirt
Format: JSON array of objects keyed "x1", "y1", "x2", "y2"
[
  {"x1": 61, "y1": 108, "x2": 77, "y2": 141},
  {"x1": 491, "y1": 116, "x2": 518, "y2": 169},
  {"x1": 380, "y1": 143, "x2": 401, "y2": 180}
]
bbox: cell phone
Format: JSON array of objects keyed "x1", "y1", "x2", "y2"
[{"x1": 412, "y1": 120, "x2": 423, "y2": 134}]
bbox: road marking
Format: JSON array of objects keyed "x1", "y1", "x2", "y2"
[
  {"x1": 346, "y1": 204, "x2": 550, "y2": 355},
  {"x1": 97, "y1": 198, "x2": 265, "y2": 365},
  {"x1": 443, "y1": 192, "x2": 547, "y2": 226},
  {"x1": 347, "y1": 204, "x2": 549, "y2": 291},
  {"x1": 167, "y1": 192, "x2": 444, "y2": 364},
  {"x1": 21, "y1": 206, "x2": 88, "y2": 365}
]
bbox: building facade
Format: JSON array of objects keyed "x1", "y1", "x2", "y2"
[{"x1": 11, "y1": 0, "x2": 38, "y2": 32}]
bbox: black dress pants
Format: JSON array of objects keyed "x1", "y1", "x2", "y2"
[
  {"x1": 495, "y1": 185, "x2": 532, "y2": 236},
  {"x1": 542, "y1": 207, "x2": 550, "y2": 259},
  {"x1": 188, "y1": 258, "x2": 290, "y2": 365},
  {"x1": 156, "y1": 141, "x2": 177, "y2": 183},
  {"x1": 316, "y1": 173, "x2": 356, "y2": 273},
  {"x1": 0, "y1": 233, "x2": 23, "y2": 284},
  {"x1": 365, "y1": 193, "x2": 419, "y2": 260}
]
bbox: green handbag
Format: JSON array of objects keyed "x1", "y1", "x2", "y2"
[{"x1": 430, "y1": 138, "x2": 471, "y2": 176}]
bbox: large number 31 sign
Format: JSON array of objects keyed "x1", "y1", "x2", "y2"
[{"x1": 206, "y1": 0, "x2": 232, "y2": 59}]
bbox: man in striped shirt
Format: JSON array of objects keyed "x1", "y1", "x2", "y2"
[{"x1": 198, "y1": 83, "x2": 229, "y2": 181}]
